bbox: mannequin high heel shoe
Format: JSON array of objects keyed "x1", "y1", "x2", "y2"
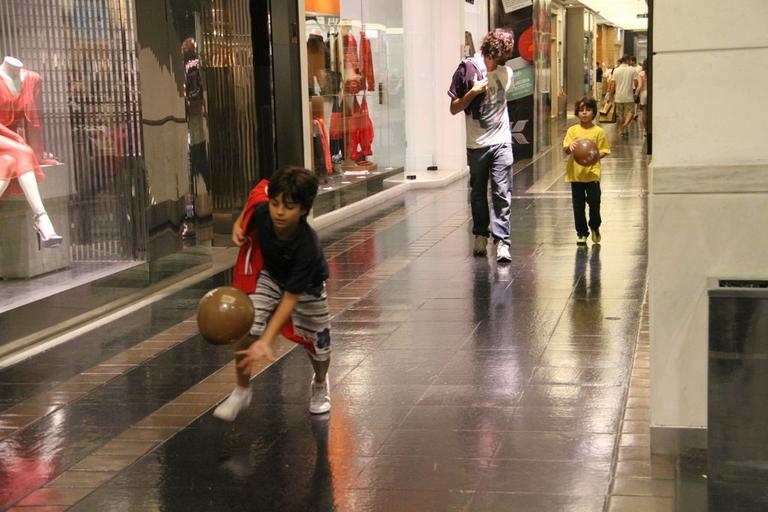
[{"x1": 33, "y1": 212, "x2": 64, "y2": 249}]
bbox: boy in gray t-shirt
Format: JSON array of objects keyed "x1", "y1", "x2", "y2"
[{"x1": 448, "y1": 29, "x2": 515, "y2": 262}]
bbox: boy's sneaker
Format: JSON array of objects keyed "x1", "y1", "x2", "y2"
[
  {"x1": 591, "y1": 228, "x2": 601, "y2": 244},
  {"x1": 473, "y1": 235, "x2": 488, "y2": 256},
  {"x1": 213, "y1": 387, "x2": 252, "y2": 421},
  {"x1": 496, "y1": 243, "x2": 512, "y2": 263},
  {"x1": 577, "y1": 236, "x2": 588, "y2": 246},
  {"x1": 309, "y1": 375, "x2": 331, "y2": 414}
]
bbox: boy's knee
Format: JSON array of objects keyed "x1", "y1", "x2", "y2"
[{"x1": 307, "y1": 327, "x2": 331, "y2": 361}]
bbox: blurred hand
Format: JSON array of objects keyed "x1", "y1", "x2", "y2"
[
  {"x1": 236, "y1": 340, "x2": 275, "y2": 374},
  {"x1": 470, "y1": 78, "x2": 488, "y2": 95},
  {"x1": 232, "y1": 223, "x2": 246, "y2": 246}
]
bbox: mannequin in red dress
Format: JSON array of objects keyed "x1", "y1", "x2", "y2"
[{"x1": 0, "y1": 57, "x2": 62, "y2": 248}]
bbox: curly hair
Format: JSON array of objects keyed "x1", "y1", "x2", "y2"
[{"x1": 480, "y1": 29, "x2": 515, "y2": 65}]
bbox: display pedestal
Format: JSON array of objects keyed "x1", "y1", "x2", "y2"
[{"x1": 0, "y1": 163, "x2": 70, "y2": 279}]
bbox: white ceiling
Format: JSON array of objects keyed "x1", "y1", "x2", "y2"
[{"x1": 571, "y1": 0, "x2": 648, "y2": 31}]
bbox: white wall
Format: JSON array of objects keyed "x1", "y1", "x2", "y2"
[
  {"x1": 649, "y1": 0, "x2": 768, "y2": 449},
  {"x1": 403, "y1": 0, "x2": 465, "y2": 172}
]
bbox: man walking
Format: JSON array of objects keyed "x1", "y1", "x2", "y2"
[
  {"x1": 448, "y1": 29, "x2": 515, "y2": 262},
  {"x1": 609, "y1": 55, "x2": 638, "y2": 139}
]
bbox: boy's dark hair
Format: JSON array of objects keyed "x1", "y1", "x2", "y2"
[
  {"x1": 574, "y1": 96, "x2": 598, "y2": 119},
  {"x1": 268, "y1": 166, "x2": 319, "y2": 213},
  {"x1": 480, "y1": 29, "x2": 515, "y2": 65}
]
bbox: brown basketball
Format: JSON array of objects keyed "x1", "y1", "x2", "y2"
[
  {"x1": 197, "y1": 286, "x2": 254, "y2": 345},
  {"x1": 572, "y1": 139, "x2": 600, "y2": 167}
]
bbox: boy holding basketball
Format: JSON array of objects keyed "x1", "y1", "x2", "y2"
[
  {"x1": 564, "y1": 96, "x2": 611, "y2": 246},
  {"x1": 214, "y1": 166, "x2": 331, "y2": 421}
]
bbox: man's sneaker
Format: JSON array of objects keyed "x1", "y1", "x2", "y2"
[
  {"x1": 496, "y1": 243, "x2": 512, "y2": 263},
  {"x1": 473, "y1": 235, "x2": 488, "y2": 256},
  {"x1": 213, "y1": 387, "x2": 252, "y2": 421},
  {"x1": 577, "y1": 236, "x2": 588, "y2": 246},
  {"x1": 309, "y1": 375, "x2": 331, "y2": 414},
  {"x1": 591, "y1": 228, "x2": 601, "y2": 244}
]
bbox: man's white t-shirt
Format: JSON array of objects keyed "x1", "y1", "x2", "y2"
[
  {"x1": 466, "y1": 65, "x2": 513, "y2": 149},
  {"x1": 611, "y1": 64, "x2": 636, "y2": 103}
]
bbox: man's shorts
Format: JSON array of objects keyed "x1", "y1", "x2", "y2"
[
  {"x1": 249, "y1": 269, "x2": 331, "y2": 361},
  {"x1": 615, "y1": 102, "x2": 634, "y2": 120}
]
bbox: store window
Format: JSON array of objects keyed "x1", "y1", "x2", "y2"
[
  {"x1": 304, "y1": 0, "x2": 405, "y2": 214},
  {"x1": 0, "y1": 0, "x2": 145, "y2": 299},
  {"x1": 0, "y1": 0, "x2": 262, "y2": 350}
]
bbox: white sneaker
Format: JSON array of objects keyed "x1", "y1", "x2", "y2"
[
  {"x1": 496, "y1": 243, "x2": 512, "y2": 263},
  {"x1": 309, "y1": 375, "x2": 331, "y2": 414},
  {"x1": 213, "y1": 387, "x2": 252, "y2": 421},
  {"x1": 473, "y1": 235, "x2": 488, "y2": 256}
]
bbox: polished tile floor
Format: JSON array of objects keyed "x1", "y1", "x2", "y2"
[{"x1": 0, "y1": 123, "x2": 663, "y2": 511}]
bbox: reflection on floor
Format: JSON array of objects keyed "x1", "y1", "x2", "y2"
[
  {"x1": 0, "y1": 121, "x2": 700, "y2": 511},
  {"x1": 0, "y1": 260, "x2": 142, "y2": 314}
]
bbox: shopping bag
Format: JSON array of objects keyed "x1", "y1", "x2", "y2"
[{"x1": 599, "y1": 102, "x2": 616, "y2": 123}]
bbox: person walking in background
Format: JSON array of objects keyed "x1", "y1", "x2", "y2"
[
  {"x1": 563, "y1": 96, "x2": 611, "y2": 246},
  {"x1": 608, "y1": 55, "x2": 637, "y2": 139},
  {"x1": 596, "y1": 62, "x2": 603, "y2": 90},
  {"x1": 447, "y1": 29, "x2": 515, "y2": 262},
  {"x1": 637, "y1": 60, "x2": 648, "y2": 135}
]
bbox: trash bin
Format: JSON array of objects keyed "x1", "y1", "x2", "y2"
[{"x1": 708, "y1": 280, "x2": 768, "y2": 486}]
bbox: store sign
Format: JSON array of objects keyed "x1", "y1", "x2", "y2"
[
  {"x1": 502, "y1": 0, "x2": 533, "y2": 13},
  {"x1": 507, "y1": 66, "x2": 534, "y2": 101},
  {"x1": 305, "y1": 0, "x2": 340, "y2": 16}
]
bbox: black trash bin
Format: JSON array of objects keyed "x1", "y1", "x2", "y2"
[{"x1": 708, "y1": 281, "x2": 768, "y2": 507}]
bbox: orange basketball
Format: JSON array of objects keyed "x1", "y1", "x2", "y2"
[
  {"x1": 197, "y1": 286, "x2": 254, "y2": 345},
  {"x1": 572, "y1": 139, "x2": 600, "y2": 167}
]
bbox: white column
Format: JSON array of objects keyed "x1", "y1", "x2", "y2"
[
  {"x1": 649, "y1": 0, "x2": 768, "y2": 453},
  {"x1": 432, "y1": 1, "x2": 465, "y2": 172},
  {"x1": 404, "y1": 0, "x2": 465, "y2": 172}
]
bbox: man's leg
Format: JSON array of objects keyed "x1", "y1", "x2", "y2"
[
  {"x1": 615, "y1": 103, "x2": 626, "y2": 135},
  {"x1": 489, "y1": 143, "x2": 514, "y2": 247},
  {"x1": 467, "y1": 147, "x2": 491, "y2": 237}
]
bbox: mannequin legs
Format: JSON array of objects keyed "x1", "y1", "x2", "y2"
[{"x1": 0, "y1": 170, "x2": 63, "y2": 248}]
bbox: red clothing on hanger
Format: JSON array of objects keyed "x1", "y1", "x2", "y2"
[
  {"x1": 359, "y1": 32, "x2": 375, "y2": 92},
  {"x1": 359, "y1": 96, "x2": 374, "y2": 157},
  {"x1": 313, "y1": 118, "x2": 332, "y2": 175},
  {"x1": 349, "y1": 96, "x2": 362, "y2": 161},
  {"x1": 343, "y1": 33, "x2": 362, "y2": 94}
]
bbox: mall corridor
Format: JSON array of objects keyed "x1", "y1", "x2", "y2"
[{"x1": 0, "y1": 125, "x2": 664, "y2": 511}]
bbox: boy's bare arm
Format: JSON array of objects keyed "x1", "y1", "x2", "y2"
[{"x1": 236, "y1": 291, "x2": 299, "y2": 372}]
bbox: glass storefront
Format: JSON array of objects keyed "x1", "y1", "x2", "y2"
[
  {"x1": 0, "y1": 0, "x2": 265, "y2": 353},
  {"x1": 490, "y1": 0, "x2": 553, "y2": 159},
  {"x1": 303, "y1": 0, "x2": 405, "y2": 214}
]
